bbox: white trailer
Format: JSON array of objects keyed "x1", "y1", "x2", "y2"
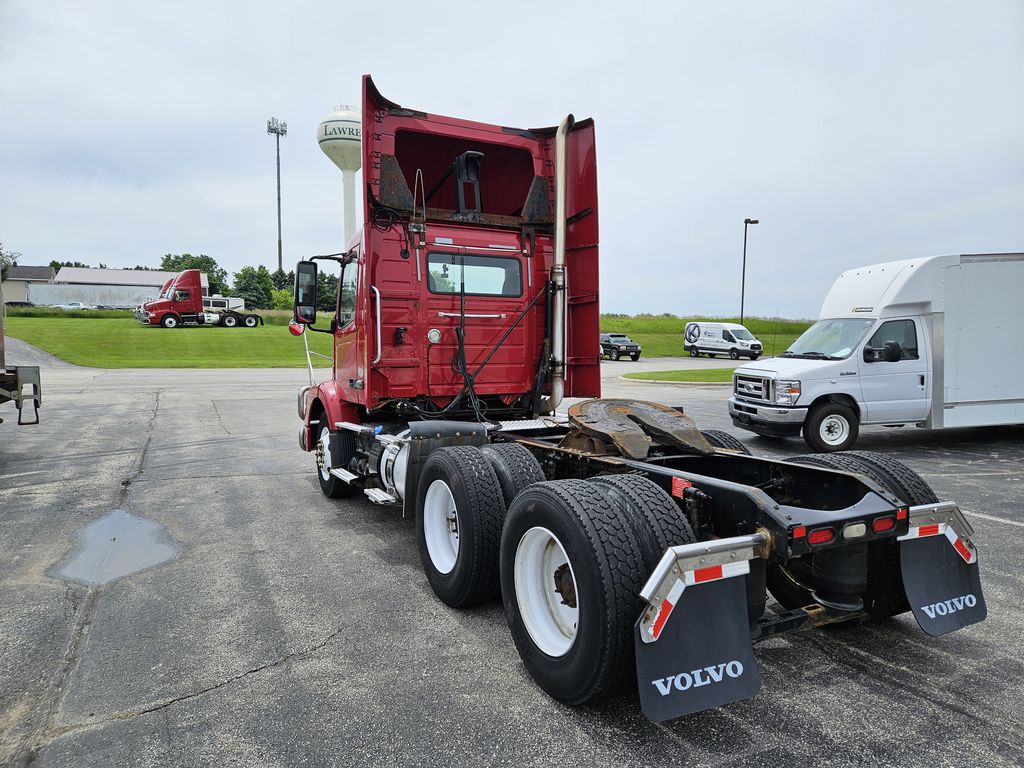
[{"x1": 728, "y1": 252, "x2": 1024, "y2": 451}]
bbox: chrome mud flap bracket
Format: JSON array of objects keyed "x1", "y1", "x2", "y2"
[
  {"x1": 634, "y1": 534, "x2": 765, "y2": 722},
  {"x1": 899, "y1": 502, "x2": 986, "y2": 636}
]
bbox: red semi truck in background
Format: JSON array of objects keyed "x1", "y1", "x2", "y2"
[
  {"x1": 1, "y1": 274, "x2": 41, "y2": 425},
  {"x1": 136, "y1": 269, "x2": 263, "y2": 328},
  {"x1": 290, "y1": 76, "x2": 986, "y2": 722}
]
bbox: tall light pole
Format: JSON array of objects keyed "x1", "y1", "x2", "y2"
[
  {"x1": 740, "y1": 217, "x2": 759, "y2": 325},
  {"x1": 267, "y1": 116, "x2": 287, "y2": 272}
]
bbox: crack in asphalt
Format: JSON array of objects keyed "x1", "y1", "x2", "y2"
[{"x1": 211, "y1": 399, "x2": 232, "y2": 435}]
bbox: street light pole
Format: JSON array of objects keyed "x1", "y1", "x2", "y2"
[
  {"x1": 267, "y1": 117, "x2": 288, "y2": 272},
  {"x1": 740, "y1": 217, "x2": 759, "y2": 325}
]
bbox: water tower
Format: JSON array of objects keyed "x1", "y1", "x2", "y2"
[{"x1": 317, "y1": 105, "x2": 361, "y2": 244}]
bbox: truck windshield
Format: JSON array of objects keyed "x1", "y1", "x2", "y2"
[
  {"x1": 732, "y1": 329, "x2": 755, "y2": 340},
  {"x1": 783, "y1": 318, "x2": 874, "y2": 360}
]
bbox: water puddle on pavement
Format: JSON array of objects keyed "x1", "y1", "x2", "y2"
[{"x1": 55, "y1": 510, "x2": 179, "y2": 586}]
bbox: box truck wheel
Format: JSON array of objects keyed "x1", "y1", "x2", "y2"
[
  {"x1": 160, "y1": 314, "x2": 179, "y2": 328},
  {"x1": 222, "y1": 314, "x2": 238, "y2": 328},
  {"x1": 415, "y1": 446, "x2": 505, "y2": 608},
  {"x1": 316, "y1": 424, "x2": 355, "y2": 499},
  {"x1": 481, "y1": 443, "x2": 546, "y2": 508},
  {"x1": 500, "y1": 480, "x2": 645, "y2": 704},
  {"x1": 804, "y1": 402, "x2": 859, "y2": 452}
]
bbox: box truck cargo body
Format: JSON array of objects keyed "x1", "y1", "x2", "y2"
[{"x1": 728, "y1": 253, "x2": 1024, "y2": 451}]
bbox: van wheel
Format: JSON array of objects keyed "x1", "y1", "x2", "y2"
[
  {"x1": 729, "y1": 349, "x2": 739, "y2": 360},
  {"x1": 609, "y1": 349, "x2": 620, "y2": 361},
  {"x1": 416, "y1": 447, "x2": 505, "y2": 608},
  {"x1": 689, "y1": 347, "x2": 698, "y2": 358},
  {"x1": 804, "y1": 402, "x2": 859, "y2": 452},
  {"x1": 160, "y1": 314, "x2": 179, "y2": 328}
]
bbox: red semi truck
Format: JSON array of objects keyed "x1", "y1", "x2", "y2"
[
  {"x1": 136, "y1": 269, "x2": 263, "y2": 328},
  {"x1": 1, "y1": 274, "x2": 41, "y2": 425},
  {"x1": 291, "y1": 76, "x2": 986, "y2": 721}
]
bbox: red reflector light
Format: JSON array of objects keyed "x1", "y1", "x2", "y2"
[
  {"x1": 872, "y1": 516, "x2": 896, "y2": 533},
  {"x1": 896, "y1": 507, "x2": 909, "y2": 521},
  {"x1": 792, "y1": 526, "x2": 807, "y2": 539},
  {"x1": 808, "y1": 527, "x2": 834, "y2": 546}
]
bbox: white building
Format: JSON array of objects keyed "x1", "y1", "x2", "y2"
[{"x1": 29, "y1": 268, "x2": 210, "y2": 308}]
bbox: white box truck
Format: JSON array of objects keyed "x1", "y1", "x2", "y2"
[{"x1": 728, "y1": 253, "x2": 1024, "y2": 451}]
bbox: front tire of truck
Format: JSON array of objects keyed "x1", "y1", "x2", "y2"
[
  {"x1": 316, "y1": 424, "x2": 355, "y2": 499},
  {"x1": 501, "y1": 480, "x2": 645, "y2": 705},
  {"x1": 804, "y1": 402, "x2": 859, "y2": 452},
  {"x1": 160, "y1": 314, "x2": 179, "y2": 328},
  {"x1": 416, "y1": 447, "x2": 505, "y2": 608}
]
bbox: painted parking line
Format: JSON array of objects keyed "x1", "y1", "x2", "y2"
[{"x1": 961, "y1": 510, "x2": 1024, "y2": 529}]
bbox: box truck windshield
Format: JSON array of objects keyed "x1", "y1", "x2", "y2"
[{"x1": 782, "y1": 318, "x2": 874, "y2": 360}]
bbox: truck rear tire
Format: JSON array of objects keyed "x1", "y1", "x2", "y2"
[
  {"x1": 222, "y1": 314, "x2": 238, "y2": 328},
  {"x1": 160, "y1": 314, "x2": 179, "y2": 328},
  {"x1": 480, "y1": 443, "x2": 546, "y2": 508},
  {"x1": 804, "y1": 402, "x2": 859, "y2": 452},
  {"x1": 588, "y1": 474, "x2": 695, "y2": 575},
  {"x1": 243, "y1": 315, "x2": 258, "y2": 328},
  {"x1": 415, "y1": 446, "x2": 505, "y2": 608},
  {"x1": 700, "y1": 429, "x2": 751, "y2": 454},
  {"x1": 316, "y1": 424, "x2": 356, "y2": 499},
  {"x1": 500, "y1": 480, "x2": 645, "y2": 704}
]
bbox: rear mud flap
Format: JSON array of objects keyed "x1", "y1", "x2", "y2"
[
  {"x1": 634, "y1": 575, "x2": 760, "y2": 722},
  {"x1": 635, "y1": 533, "x2": 768, "y2": 722},
  {"x1": 899, "y1": 502, "x2": 986, "y2": 637}
]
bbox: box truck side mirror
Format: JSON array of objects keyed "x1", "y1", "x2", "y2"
[
  {"x1": 294, "y1": 261, "x2": 318, "y2": 325},
  {"x1": 883, "y1": 340, "x2": 902, "y2": 362}
]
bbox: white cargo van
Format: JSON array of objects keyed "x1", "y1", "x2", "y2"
[
  {"x1": 684, "y1": 321, "x2": 763, "y2": 360},
  {"x1": 728, "y1": 253, "x2": 1024, "y2": 451}
]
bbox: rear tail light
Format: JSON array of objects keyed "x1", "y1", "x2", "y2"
[
  {"x1": 807, "y1": 527, "x2": 835, "y2": 546},
  {"x1": 872, "y1": 516, "x2": 896, "y2": 534}
]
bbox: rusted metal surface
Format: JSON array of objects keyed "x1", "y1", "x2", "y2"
[{"x1": 564, "y1": 399, "x2": 715, "y2": 459}]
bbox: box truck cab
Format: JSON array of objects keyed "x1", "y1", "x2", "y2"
[
  {"x1": 729, "y1": 253, "x2": 1024, "y2": 451},
  {"x1": 684, "y1": 321, "x2": 762, "y2": 360}
]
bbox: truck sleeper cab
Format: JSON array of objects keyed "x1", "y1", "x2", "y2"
[{"x1": 293, "y1": 77, "x2": 987, "y2": 724}]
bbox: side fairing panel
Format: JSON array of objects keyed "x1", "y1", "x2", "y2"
[{"x1": 564, "y1": 120, "x2": 601, "y2": 398}]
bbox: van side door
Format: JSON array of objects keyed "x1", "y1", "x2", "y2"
[{"x1": 858, "y1": 318, "x2": 929, "y2": 423}]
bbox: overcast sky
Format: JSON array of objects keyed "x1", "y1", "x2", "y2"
[{"x1": 2, "y1": 1, "x2": 1021, "y2": 318}]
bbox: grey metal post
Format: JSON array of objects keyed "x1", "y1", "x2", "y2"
[{"x1": 741, "y1": 218, "x2": 758, "y2": 325}]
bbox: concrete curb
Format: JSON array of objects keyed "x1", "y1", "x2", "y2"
[{"x1": 618, "y1": 376, "x2": 732, "y2": 387}]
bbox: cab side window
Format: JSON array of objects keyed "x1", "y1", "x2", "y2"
[
  {"x1": 868, "y1": 320, "x2": 918, "y2": 360},
  {"x1": 175, "y1": 289, "x2": 190, "y2": 301},
  {"x1": 337, "y1": 261, "x2": 358, "y2": 327},
  {"x1": 723, "y1": 331, "x2": 735, "y2": 342}
]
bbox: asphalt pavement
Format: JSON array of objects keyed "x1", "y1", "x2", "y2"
[{"x1": 1, "y1": 351, "x2": 1022, "y2": 767}]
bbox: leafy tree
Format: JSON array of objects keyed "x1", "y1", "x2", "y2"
[
  {"x1": 233, "y1": 265, "x2": 275, "y2": 309},
  {"x1": 161, "y1": 253, "x2": 230, "y2": 295},
  {"x1": 271, "y1": 267, "x2": 293, "y2": 291},
  {"x1": 316, "y1": 272, "x2": 338, "y2": 312},
  {"x1": 128, "y1": 265, "x2": 158, "y2": 271},
  {"x1": 271, "y1": 288, "x2": 292, "y2": 310},
  {"x1": 50, "y1": 260, "x2": 89, "y2": 270},
  {"x1": 1, "y1": 242, "x2": 22, "y2": 278}
]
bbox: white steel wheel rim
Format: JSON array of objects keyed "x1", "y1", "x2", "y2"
[
  {"x1": 820, "y1": 414, "x2": 850, "y2": 446},
  {"x1": 165, "y1": 317, "x2": 177, "y2": 327},
  {"x1": 245, "y1": 316, "x2": 256, "y2": 326},
  {"x1": 423, "y1": 479, "x2": 460, "y2": 574},
  {"x1": 318, "y1": 427, "x2": 333, "y2": 481},
  {"x1": 514, "y1": 526, "x2": 579, "y2": 657},
  {"x1": 224, "y1": 316, "x2": 236, "y2": 327}
]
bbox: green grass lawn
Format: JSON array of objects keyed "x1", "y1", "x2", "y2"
[
  {"x1": 4, "y1": 317, "x2": 332, "y2": 368},
  {"x1": 623, "y1": 368, "x2": 736, "y2": 383}
]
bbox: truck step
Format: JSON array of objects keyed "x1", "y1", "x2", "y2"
[
  {"x1": 330, "y1": 467, "x2": 359, "y2": 484},
  {"x1": 364, "y1": 488, "x2": 398, "y2": 505}
]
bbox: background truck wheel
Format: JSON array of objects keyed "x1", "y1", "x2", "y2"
[
  {"x1": 481, "y1": 443, "x2": 546, "y2": 508},
  {"x1": 222, "y1": 314, "x2": 238, "y2": 328},
  {"x1": 500, "y1": 480, "x2": 645, "y2": 705},
  {"x1": 609, "y1": 349, "x2": 620, "y2": 361},
  {"x1": 700, "y1": 429, "x2": 751, "y2": 454},
  {"x1": 243, "y1": 315, "x2": 258, "y2": 327},
  {"x1": 689, "y1": 347, "x2": 698, "y2": 357},
  {"x1": 630, "y1": 353, "x2": 640, "y2": 361},
  {"x1": 804, "y1": 402, "x2": 859, "y2": 452},
  {"x1": 316, "y1": 423, "x2": 355, "y2": 499},
  {"x1": 160, "y1": 314, "x2": 179, "y2": 328},
  {"x1": 416, "y1": 446, "x2": 505, "y2": 608},
  {"x1": 588, "y1": 474, "x2": 695, "y2": 575},
  {"x1": 729, "y1": 348, "x2": 740, "y2": 360}
]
